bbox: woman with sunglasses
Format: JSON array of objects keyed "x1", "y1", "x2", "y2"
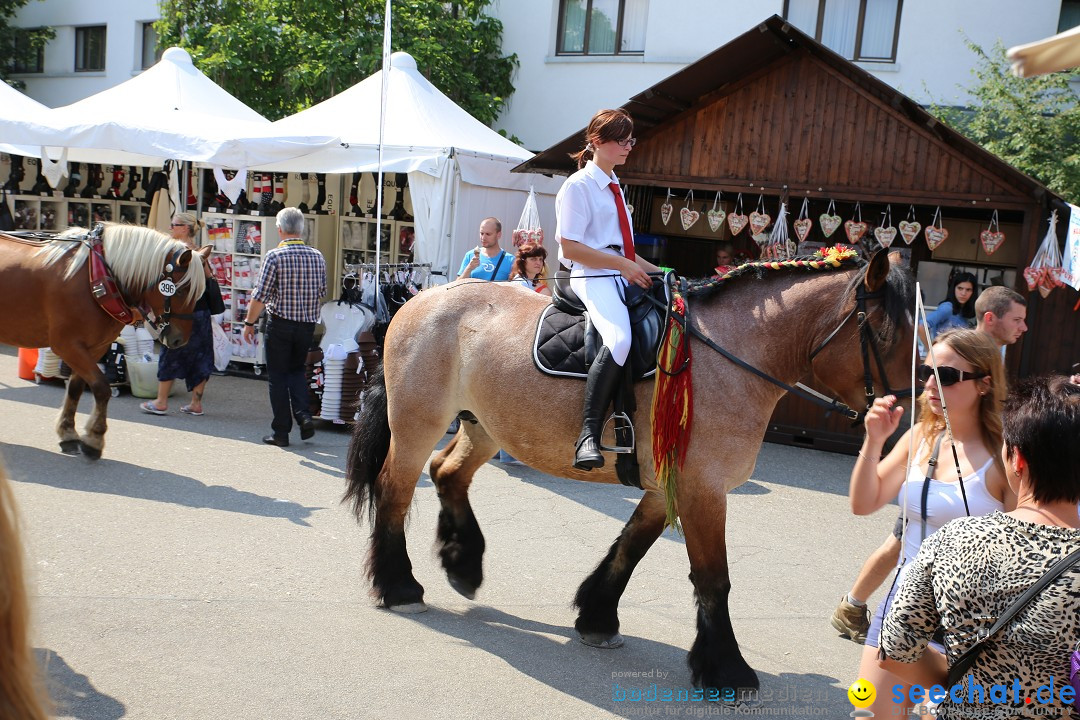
[
  {"x1": 846, "y1": 328, "x2": 1015, "y2": 717},
  {"x1": 556, "y1": 108, "x2": 661, "y2": 470},
  {"x1": 140, "y1": 212, "x2": 224, "y2": 417},
  {"x1": 878, "y1": 374, "x2": 1080, "y2": 719}
]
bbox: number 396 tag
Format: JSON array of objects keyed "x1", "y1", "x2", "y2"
[{"x1": 158, "y1": 279, "x2": 177, "y2": 297}]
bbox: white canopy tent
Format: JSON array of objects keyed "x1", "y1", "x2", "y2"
[
  {"x1": 0, "y1": 83, "x2": 50, "y2": 159},
  {"x1": 0, "y1": 47, "x2": 339, "y2": 170},
  {"x1": 260, "y1": 51, "x2": 561, "y2": 278}
]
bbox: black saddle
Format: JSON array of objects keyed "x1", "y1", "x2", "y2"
[{"x1": 533, "y1": 271, "x2": 668, "y2": 380}]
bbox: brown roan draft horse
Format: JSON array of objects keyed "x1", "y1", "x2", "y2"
[
  {"x1": 345, "y1": 249, "x2": 915, "y2": 695},
  {"x1": 0, "y1": 223, "x2": 207, "y2": 459}
]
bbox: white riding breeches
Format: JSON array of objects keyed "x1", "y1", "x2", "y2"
[{"x1": 570, "y1": 268, "x2": 631, "y2": 367}]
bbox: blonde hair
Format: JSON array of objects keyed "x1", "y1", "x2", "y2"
[
  {"x1": 916, "y1": 327, "x2": 1006, "y2": 473},
  {"x1": 0, "y1": 461, "x2": 50, "y2": 720},
  {"x1": 172, "y1": 212, "x2": 205, "y2": 238}
]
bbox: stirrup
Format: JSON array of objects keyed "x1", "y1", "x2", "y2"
[{"x1": 599, "y1": 411, "x2": 635, "y2": 454}]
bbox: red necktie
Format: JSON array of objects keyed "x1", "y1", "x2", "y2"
[{"x1": 608, "y1": 182, "x2": 636, "y2": 262}]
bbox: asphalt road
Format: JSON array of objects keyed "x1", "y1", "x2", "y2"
[{"x1": 0, "y1": 344, "x2": 899, "y2": 719}]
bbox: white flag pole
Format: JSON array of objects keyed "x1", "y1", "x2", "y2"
[{"x1": 374, "y1": 0, "x2": 392, "y2": 308}]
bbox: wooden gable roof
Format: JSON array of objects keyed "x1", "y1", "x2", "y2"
[{"x1": 516, "y1": 15, "x2": 1060, "y2": 212}]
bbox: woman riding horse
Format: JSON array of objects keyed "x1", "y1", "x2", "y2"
[
  {"x1": 345, "y1": 243, "x2": 915, "y2": 696},
  {"x1": 555, "y1": 108, "x2": 662, "y2": 470}
]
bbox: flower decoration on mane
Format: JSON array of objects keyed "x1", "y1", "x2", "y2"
[{"x1": 816, "y1": 244, "x2": 859, "y2": 266}]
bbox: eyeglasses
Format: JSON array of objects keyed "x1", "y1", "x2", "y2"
[
  {"x1": 170, "y1": 223, "x2": 189, "y2": 228},
  {"x1": 615, "y1": 137, "x2": 637, "y2": 148},
  {"x1": 917, "y1": 364, "x2": 988, "y2": 386}
]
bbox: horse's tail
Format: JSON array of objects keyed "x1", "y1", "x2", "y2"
[{"x1": 344, "y1": 365, "x2": 391, "y2": 524}]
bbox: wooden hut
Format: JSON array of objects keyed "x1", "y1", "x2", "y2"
[{"x1": 515, "y1": 14, "x2": 1076, "y2": 453}]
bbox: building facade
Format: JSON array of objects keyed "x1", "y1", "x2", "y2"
[
  {"x1": 9, "y1": 0, "x2": 161, "y2": 107},
  {"x1": 488, "y1": 0, "x2": 1074, "y2": 150}
]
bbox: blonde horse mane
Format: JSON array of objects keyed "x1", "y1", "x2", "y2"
[
  {"x1": 35, "y1": 224, "x2": 205, "y2": 305},
  {"x1": 0, "y1": 460, "x2": 51, "y2": 720}
]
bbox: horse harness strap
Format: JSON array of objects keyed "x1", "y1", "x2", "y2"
[
  {"x1": 81, "y1": 223, "x2": 195, "y2": 331},
  {"x1": 83, "y1": 224, "x2": 138, "y2": 325},
  {"x1": 646, "y1": 275, "x2": 909, "y2": 421},
  {"x1": 645, "y1": 288, "x2": 861, "y2": 420}
]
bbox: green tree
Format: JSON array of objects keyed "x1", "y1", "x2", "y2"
[
  {"x1": 1, "y1": 0, "x2": 54, "y2": 89},
  {"x1": 156, "y1": 0, "x2": 517, "y2": 124},
  {"x1": 929, "y1": 41, "x2": 1080, "y2": 203}
]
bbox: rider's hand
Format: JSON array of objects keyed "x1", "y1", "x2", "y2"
[
  {"x1": 621, "y1": 257, "x2": 651, "y2": 289},
  {"x1": 863, "y1": 395, "x2": 903, "y2": 443}
]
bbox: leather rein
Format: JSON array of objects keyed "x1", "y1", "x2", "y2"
[
  {"x1": 80, "y1": 223, "x2": 195, "y2": 333},
  {"x1": 650, "y1": 273, "x2": 911, "y2": 422}
]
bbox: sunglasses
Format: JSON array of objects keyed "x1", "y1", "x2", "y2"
[
  {"x1": 615, "y1": 137, "x2": 637, "y2": 148},
  {"x1": 170, "y1": 223, "x2": 190, "y2": 228},
  {"x1": 917, "y1": 364, "x2": 987, "y2": 386}
]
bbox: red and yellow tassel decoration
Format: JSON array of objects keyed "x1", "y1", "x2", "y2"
[{"x1": 651, "y1": 292, "x2": 692, "y2": 532}]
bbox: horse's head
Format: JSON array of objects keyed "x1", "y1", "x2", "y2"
[
  {"x1": 142, "y1": 244, "x2": 211, "y2": 349},
  {"x1": 807, "y1": 250, "x2": 916, "y2": 417}
]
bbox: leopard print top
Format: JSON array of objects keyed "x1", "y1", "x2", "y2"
[{"x1": 881, "y1": 512, "x2": 1080, "y2": 719}]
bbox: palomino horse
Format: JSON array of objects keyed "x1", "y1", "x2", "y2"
[
  {"x1": 0, "y1": 224, "x2": 208, "y2": 458},
  {"x1": 345, "y1": 249, "x2": 914, "y2": 694}
]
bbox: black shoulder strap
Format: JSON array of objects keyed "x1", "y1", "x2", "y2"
[
  {"x1": 490, "y1": 250, "x2": 507, "y2": 279},
  {"x1": 946, "y1": 545, "x2": 1080, "y2": 687}
]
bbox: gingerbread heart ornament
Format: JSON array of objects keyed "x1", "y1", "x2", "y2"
[
  {"x1": 1023, "y1": 266, "x2": 1043, "y2": 291},
  {"x1": 924, "y1": 225, "x2": 948, "y2": 250},
  {"x1": 660, "y1": 200, "x2": 673, "y2": 226},
  {"x1": 874, "y1": 226, "x2": 897, "y2": 248},
  {"x1": 727, "y1": 213, "x2": 748, "y2": 236},
  {"x1": 680, "y1": 206, "x2": 700, "y2": 231},
  {"x1": 898, "y1": 221, "x2": 920, "y2": 245},
  {"x1": 706, "y1": 208, "x2": 726, "y2": 232},
  {"x1": 819, "y1": 213, "x2": 841, "y2": 238},
  {"x1": 844, "y1": 220, "x2": 868, "y2": 245},
  {"x1": 980, "y1": 229, "x2": 1005, "y2": 255},
  {"x1": 793, "y1": 218, "x2": 813, "y2": 243},
  {"x1": 749, "y1": 211, "x2": 771, "y2": 235}
]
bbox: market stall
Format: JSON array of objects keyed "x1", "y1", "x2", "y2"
[
  {"x1": 516, "y1": 15, "x2": 1074, "y2": 453},
  {"x1": 256, "y1": 51, "x2": 562, "y2": 285}
]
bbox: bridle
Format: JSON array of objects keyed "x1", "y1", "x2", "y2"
[
  {"x1": 81, "y1": 222, "x2": 197, "y2": 334},
  {"x1": 652, "y1": 269, "x2": 911, "y2": 422},
  {"x1": 806, "y1": 284, "x2": 913, "y2": 417}
]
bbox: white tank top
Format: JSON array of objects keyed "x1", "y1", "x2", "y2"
[{"x1": 897, "y1": 443, "x2": 1001, "y2": 571}]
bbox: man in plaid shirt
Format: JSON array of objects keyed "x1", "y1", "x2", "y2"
[{"x1": 243, "y1": 207, "x2": 327, "y2": 446}]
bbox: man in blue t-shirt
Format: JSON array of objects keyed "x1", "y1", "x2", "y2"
[{"x1": 457, "y1": 217, "x2": 512, "y2": 281}]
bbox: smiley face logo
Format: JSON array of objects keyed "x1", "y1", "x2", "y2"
[{"x1": 847, "y1": 678, "x2": 876, "y2": 708}]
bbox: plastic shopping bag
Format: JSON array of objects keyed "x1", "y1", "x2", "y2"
[{"x1": 511, "y1": 186, "x2": 544, "y2": 247}]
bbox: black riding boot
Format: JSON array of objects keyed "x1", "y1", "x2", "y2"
[{"x1": 573, "y1": 347, "x2": 625, "y2": 471}]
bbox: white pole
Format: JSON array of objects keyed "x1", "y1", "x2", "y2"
[{"x1": 374, "y1": 0, "x2": 392, "y2": 306}]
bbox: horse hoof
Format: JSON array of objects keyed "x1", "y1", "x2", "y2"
[
  {"x1": 578, "y1": 631, "x2": 624, "y2": 649},
  {"x1": 79, "y1": 443, "x2": 102, "y2": 461},
  {"x1": 447, "y1": 574, "x2": 477, "y2": 600},
  {"x1": 59, "y1": 440, "x2": 80, "y2": 455},
  {"x1": 386, "y1": 601, "x2": 428, "y2": 615}
]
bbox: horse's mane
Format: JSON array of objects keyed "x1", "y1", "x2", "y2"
[
  {"x1": 35, "y1": 224, "x2": 205, "y2": 305},
  {"x1": 840, "y1": 256, "x2": 915, "y2": 354},
  {"x1": 683, "y1": 249, "x2": 866, "y2": 298},
  {"x1": 684, "y1": 248, "x2": 914, "y2": 354}
]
